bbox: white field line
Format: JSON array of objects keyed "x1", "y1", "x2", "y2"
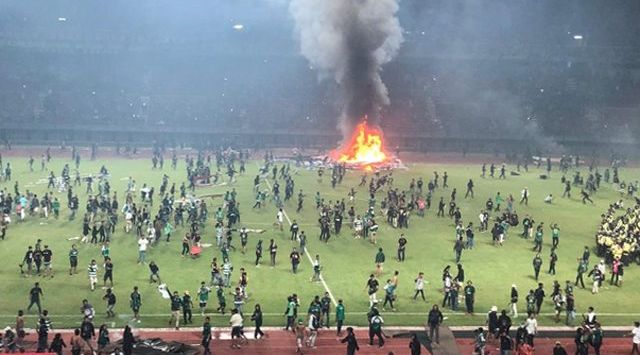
[{"x1": 257, "y1": 164, "x2": 338, "y2": 307}]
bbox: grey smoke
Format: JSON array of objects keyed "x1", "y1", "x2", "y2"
[{"x1": 289, "y1": 0, "x2": 403, "y2": 139}]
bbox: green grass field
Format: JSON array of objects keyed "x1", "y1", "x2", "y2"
[{"x1": 0, "y1": 154, "x2": 638, "y2": 329}]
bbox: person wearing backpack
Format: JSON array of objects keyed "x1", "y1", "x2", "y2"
[
  {"x1": 368, "y1": 309, "x2": 384, "y2": 347},
  {"x1": 474, "y1": 327, "x2": 487, "y2": 355},
  {"x1": 499, "y1": 330, "x2": 514, "y2": 355}
]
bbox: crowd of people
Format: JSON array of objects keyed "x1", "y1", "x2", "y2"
[{"x1": 0, "y1": 148, "x2": 638, "y2": 354}]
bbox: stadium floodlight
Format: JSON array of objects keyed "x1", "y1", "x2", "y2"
[
  {"x1": 573, "y1": 35, "x2": 583, "y2": 40},
  {"x1": 233, "y1": 24, "x2": 244, "y2": 31},
  {"x1": 58, "y1": 17, "x2": 67, "y2": 22}
]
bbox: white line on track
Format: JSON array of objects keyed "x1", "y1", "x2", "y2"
[{"x1": 257, "y1": 164, "x2": 338, "y2": 307}]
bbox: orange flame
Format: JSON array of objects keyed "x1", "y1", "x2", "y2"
[{"x1": 333, "y1": 121, "x2": 388, "y2": 168}]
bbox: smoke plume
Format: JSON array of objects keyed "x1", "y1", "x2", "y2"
[{"x1": 289, "y1": 0, "x2": 403, "y2": 139}]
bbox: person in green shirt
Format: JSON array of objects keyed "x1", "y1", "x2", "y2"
[
  {"x1": 494, "y1": 192, "x2": 504, "y2": 212},
  {"x1": 336, "y1": 299, "x2": 346, "y2": 336},
  {"x1": 533, "y1": 225, "x2": 544, "y2": 253},
  {"x1": 97, "y1": 324, "x2": 110, "y2": 350},
  {"x1": 101, "y1": 242, "x2": 110, "y2": 261},
  {"x1": 375, "y1": 248, "x2": 385, "y2": 277},
  {"x1": 533, "y1": 254, "x2": 543, "y2": 281},
  {"x1": 575, "y1": 259, "x2": 588, "y2": 289},
  {"x1": 525, "y1": 290, "x2": 536, "y2": 315},
  {"x1": 551, "y1": 223, "x2": 560, "y2": 249},
  {"x1": 216, "y1": 286, "x2": 226, "y2": 314},
  {"x1": 308, "y1": 296, "x2": 322, "y2": 317},
  {"x1": 591, "y1": 322, "x2": 603, "y2": 354},
  {"x1": 284, "y1": 296, "x2": 297, "y2": 332},
  {"x1": 130, "y1": 286, "x2": 142, "y2": 323},
  {"x1": 320, "y1": 292, "x2": 331, "y2": 328},
  {"x1": 68, "y1": 244, "x2": 79, "y2": 275},
  {"x1": 51, "y1": 198, "x2": 60, "y2": 219},
  {"x1": 164, "y1": 222, "x2": 174, "y2": 242},
  {"x1": 197, "y1": 282, "x2": 210, "y2": 316},
  {"x1": 201, "y1": 316, "x2": 212, "y2": 355}
]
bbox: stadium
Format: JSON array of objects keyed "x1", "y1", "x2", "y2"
[{"x1": 0, "y1": 0, "x2": 640, "y2": 354}]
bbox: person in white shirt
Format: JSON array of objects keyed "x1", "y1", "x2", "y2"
[
  {"x1": 544, "y1": 194, "x2": 554, "y2": 204},
  {"x1": 413, "y1": 272, "x2": 426, "y2": 301},
  {"x1": 307, "y1": 313, "x2": 319, "y2": 348},
  {"x1": 276, "y1": 209, "x2": 284, "y2": 231},
  {"x1": 138, "y1": 237, "x2": 149, "y2": 264},
  {"x1": 147, "y1": 225, "x2": 156, "y2": 241},
  {"x1": 520, "y1": 188, "x2": 530, "y2": 205},
  {"x1": 229, "y1": 309, "x2": 244, "y2": 349},
  {"x1": 125, "y1": 210, "x2": 133, "y2": 233},
  {"x1": 524, "y1": 313, "x2": 538, "y2": 347},
  {"x1": 585, "y1": 307, "x2": 597, "y2": 327},
  {"x1": 630, "y1": 321, "x2": 640, "y2": 354},
  {"x1": 597, "y1": 261, "x2": 606, "y2": 287},
  {"x1": 87, "y1": 259, "x2": 99, "y2": 291}
]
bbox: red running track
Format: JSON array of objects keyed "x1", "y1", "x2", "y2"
[{"x1": 14, "y1": 329, "x2": 639, "y2": 354}]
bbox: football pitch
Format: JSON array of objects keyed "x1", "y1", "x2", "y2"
[{"x1": 1, "y1": 153, "x2": 639, "y2": 329}]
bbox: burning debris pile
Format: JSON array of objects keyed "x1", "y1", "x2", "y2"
[
  {"x1": 290, "y1": 0, "x2": 403, "y2": 170},
  {"x1": 331, "y1": 119, "x2": 391, "y2": 170}
]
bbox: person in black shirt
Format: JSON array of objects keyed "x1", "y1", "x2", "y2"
[
  {"x1": 28, "y1": 282, "x2": 43, "y2": 314},
  {"x1": 103, "y1": 258, "x2": 114, "y2": 287},
  {"x1": 341, "y1": 327, "x2": 359, "y2": 355},
  {"x1": 22, "y1": 246, "x2": 34, "y2": 276},
  {"x1": 90, "y1": 224, "x2": 99, "y2": 244},
  {"x1": 427, "y1": 305, "x2": 444, "y2": 344},
  {"x1": 549, "y1": 248, "x2": 558, "y2": 275},
  {"x1": 122, "y1": 325, "x2": 134, "y2": 355},
  {"x1": 103, "y1": 288, "x2": 116, "y2": 318},
  {"x1": 290, "y1": 248, "x2": 301, "y2": 274},
  {"x1": 409, "y1": 333, "x2": 421, "y2": 355},
  {"x1": 465, "y1": 179, "x2": 474, "y2": 199},
  {"x1": 437, "y1": 198, "x2": 445, "y2": 217},
  {"x1": 49, "y1": 332, "x2": 66, "y2": 355},
  {"x1": 168, "y1": 289, "x2": 182, "y2": 330},
  {"x1": 334, "y1": 213, "x2": 343, "y2": 235},
  {"x1": 290, "y1": 221, "x2": 299, "y2": 241},
  {"x1": 366, "y1": 274, "x2": 380, "y2": 307},
  {"x1": 553, "y1": 341, "x2": 568, "y2": 355},
  {"x1": 149, "y1": 261, "x2": 161, "y2": 284},
  {"x1": 397, "y1": 234, "x2": 407, "y2": 262},
  {"x1": 251, "y1": 304, "x2": 265, "y2": 339},
  {"x1": 255, "y1": 240, "x2": 263, "y2": 266},
  {"x1": 498, "y1": 309, "x2": 512, "y2": 334},
  {"x1": 33, "y1": 249, "x2": 42, "y2": 275},
  {"x1": 80, "y1": 316, "x2": 95, "y2": 349},
  {"x1": 499, "y1": 331, "x2": 514, "y2": 354},
  {"x1": 269, "y1": 239, "x2": 278, "y2": 266},
  {"x1": 36, "y1": 314, "x2": 50, "y2": 352},
  {"x1": 182, "y1": 291, "x2": 193, "y2": 324},
  {"x1": 534, "y1": 283, "x2": 545, "y2": 314}
]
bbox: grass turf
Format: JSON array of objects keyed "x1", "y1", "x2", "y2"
[{"x1": 0, "y1": 155, "x2": 638, "y2": 329}]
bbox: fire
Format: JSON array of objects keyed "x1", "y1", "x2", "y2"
[{"x1": 333, "y1": 120, "x2": 389, "y2": 168}]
